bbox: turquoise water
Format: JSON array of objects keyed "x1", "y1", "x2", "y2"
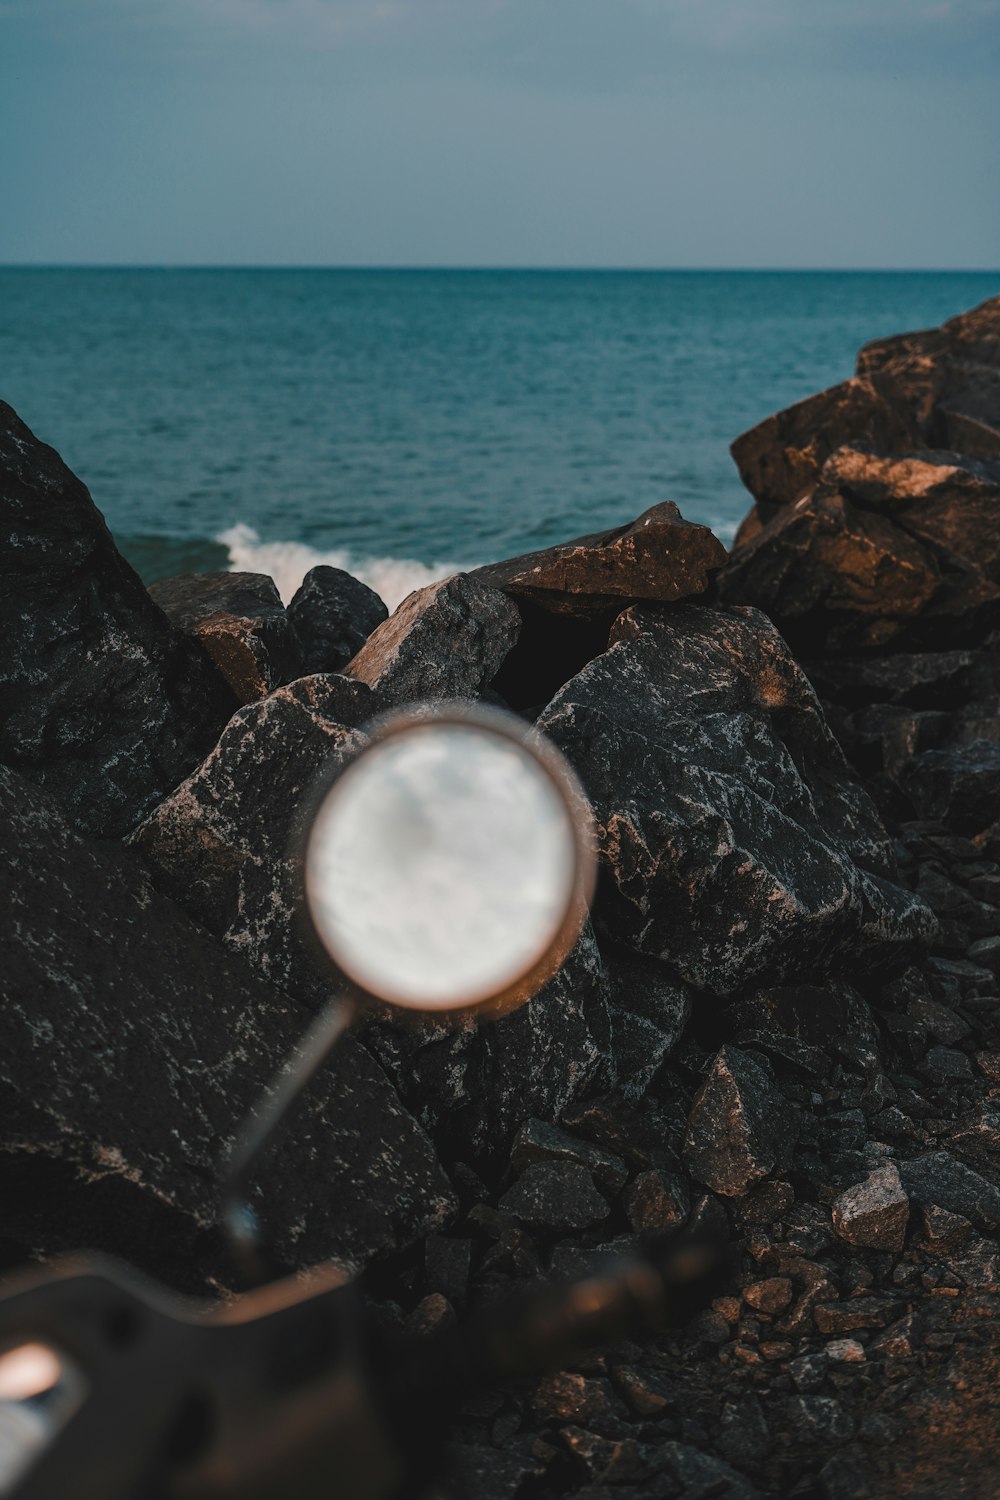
[{"x1": 1, "y1": 268, "x2": 996, "y2": 606}]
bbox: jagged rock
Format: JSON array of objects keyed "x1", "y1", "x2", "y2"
[
  {"x1": 683, "y1": 1046, "x2": 797, "y2": 1197},
  {"x1": 0, "y1": 400, "x2": 235, "y2": 838},
  {"x1": 743, "y1": 1278, "x2": 793, "y2": 1316},
  {"x1": 602, "y1": 945, "x2": 692, "y2": 1102},
  {"x1": 719, "y1": 449, "x2": 1000, "y2": 655},
  {"x1": 729, "y1": 982, "x2": 881, "y2": 1075},
  {"x1": 479, "y1": 503, "x2": 727, "y2": 713},
  {"x1": 831, "y1": 1163, "x2": 909, "y2": 1252},
  {"x1": 0, "y1": 764, "x2": 455, "y2": 1286},
  {"x1": 365, "y1": 924, "x2": 615, "y2": 1165},
  {"x1": 898, "y1": 1150, "x2": 1000, "y2": 1232},
  {"x1": 510, "y1": 1119, "x2": 628, "y2": 1196},
  {"x1": 137, "y1": 681, "x2": 614, "y2": 1159},
  {"x1": 730, "y1": 294, "x2": 1000, "y2": 515},
  {"x1": 148, "y1": 570, "x2": 303, "y2": 702},
  {"x1": 622, "y1": 1168, "x2": 690, "y2": 1233},
  {"x1": 896, "y1": 739, "x2": 1000, "y2": 834},
  {"x1": 341, "y1": 574, "x2": 520, "y2": 708},
  {"x1": 813, "y1": 1299, "x2": 899, "y2": 1335},
  {"x1": 804, "y1": 645, "x2": 1000, "y2": 711},
  {"x1": 471, "y1": 502, "x2": 726, "y2": 619},
  {"x1": 498, "y1": 1161, "x2": 609, "y2": 1234},
  {"x1": 538, "y1": 603, "x2": 934, "y2": 995},
  {"x1": 913, "y1": 1203, "x2": 973, "y2": 1253},
  {"x1": 287, "y1": 564, "x2": 388, "y2": 674},
  {"x1": 131, "y1": 674, "x2": 371, "y2": 1005}
]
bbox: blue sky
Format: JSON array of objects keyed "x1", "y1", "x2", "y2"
[{"x1": 3, "y1": 0, "x2": 999, "y2": 267}]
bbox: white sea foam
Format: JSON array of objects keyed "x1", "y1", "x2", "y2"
[{"x1": 217, "y1": 523, "x2": 476, "y2": 612}]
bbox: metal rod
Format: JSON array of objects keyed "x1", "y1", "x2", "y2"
[{"x1": 221, "y1": 991, "x2": 359, "y2": 1287}]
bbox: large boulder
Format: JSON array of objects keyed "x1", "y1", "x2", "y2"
[
  {"x1": 475, "y1": 503, "x2": 726, "y2": 713},
  {"x1": 148, "y1": 570, "x2": 304, "y2": 703},
  {"x1": 131, "y1": 674, "x2": 371, "y2": 1006},
  {"x1": 731, "y1": 294, "x2": 1000, "y2": 517},
  {"x1": 0, "y1": 764, "x2": 455, "y2": 1287},
  {"x1": 341, "y1": 574, "x2": 521, "y2": 710},
  {"x1": 718, "y1": 448, "x2": 1000, "y2": 655},
  {"x1": 538, "y1": 603, "x2": 935, "y2": 996},
  {"x1": 470, "y1": 503, "x2": 726, "y2": 619},
  {"x1": 0, "y1": 400, "x2": 236, "y2": 838},
  {"x1": 287, "y1": 564, "x2": 389, "y2": 674}
]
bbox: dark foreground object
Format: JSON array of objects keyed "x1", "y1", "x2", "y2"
[{"x1": 0, "y1": 1230, "x2": 728, "y2": 1500}]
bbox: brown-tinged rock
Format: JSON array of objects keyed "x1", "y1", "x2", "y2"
[
  {"x1": 831, "y1": 1162, "x2": 909, "y2": 1252},
  {"x1": 719, "y1": 448, "x2": 1000, "y2": 655},
  {"x1": 148, "y1": 570, "x2": 303, "y2": 702},
  {"x1": 341, "y1": 573, "x2": 520, "y2": 708},
  {"x1": 683, "y1": 1046, "x2": 796, "y2": 1197},
  {"x1": 731, "y1": 293, "x2": 1000, "y2": 515},
  {"x1": 470, "y1": 502, "x2": 726, "y2": 619}
]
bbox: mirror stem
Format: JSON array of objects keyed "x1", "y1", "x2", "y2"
[{"x1": 221, "y1": 991, "x2": 359, "y2": 1287}]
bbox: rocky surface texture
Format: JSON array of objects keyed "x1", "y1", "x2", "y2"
[
  {"x1": 0, "y1": 401, "x2": 236, "y2": 838},
  {"x1": 288, "y1": 562, "x2": 389, "y2": 673},
  {"x1": 2, "y1": 296, "x2": 1000, "y2": 1500},
  {"x1": 0, "y1": 763, "x2": 454, "y2": 1284},
  {"x1": 149, "y1": 569, "x2": 304, "y2": 702}
]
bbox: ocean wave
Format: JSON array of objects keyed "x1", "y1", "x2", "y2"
[{"x1": 217, "y1": 523, "x2": 476, "y2": 612}]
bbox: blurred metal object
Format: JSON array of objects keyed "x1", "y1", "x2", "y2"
[{"x1": 0, "y1": 1228, "x2": 731, "y2": 1500}]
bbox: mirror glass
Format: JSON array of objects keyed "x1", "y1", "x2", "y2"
[{"x1": 304, "y1": 717, "x2": 584, "y2": 1010}]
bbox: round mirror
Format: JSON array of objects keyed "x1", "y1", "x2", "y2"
[{"x1": 303, "y1": 707, "x2": 595, "y2": 1014}]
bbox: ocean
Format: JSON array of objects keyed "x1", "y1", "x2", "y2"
[{"x1": 2, "y1": 268, "x2": 996, "y2": 609}]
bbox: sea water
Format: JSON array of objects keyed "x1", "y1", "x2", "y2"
[{"x1": 2, "y1": 268, "x2": 996, "y2": 608}]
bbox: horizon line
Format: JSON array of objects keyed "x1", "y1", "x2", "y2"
[{"x1": 1, "y1": 262, "x2": 998, "y2": 276}]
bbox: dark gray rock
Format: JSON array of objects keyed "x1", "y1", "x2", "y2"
[
  {"x1": 804, "y1": 645, "x2": 1000, "y2": 711},
  {"x1": 831, "y1": 1162, "x2": 909, "y2": 1252},
  {"x1": 470, "y1": 502, "x2": 726, "y2": 619},
  {"x1": 538, "y1": 603, "x2": 934, "y2": 995},
  {"x1": 719, "y1": 448, "x2": 1000, "y2": 655},
  {"x1": 729, "y1": 982, "x2": 881, "y2": 1075},
  {"x1": 0, "y1": 764, "x2": 455, "y2": 1286},
  {"x1": 730, "y1": 293, "x2": 1000, "y2": 515},
  {"x1": 341, "y1": 574, "x2": 520, "y2": 709},
  {"x1": 896, "y1": 739, "x2": 1000, "y2": 834},
  {"x1": 365, "y1": 923, "x2": 615, "y2": 1165},
  {"x1": 602, "y1": 946, "x2": 692, "y2": 1102},
  {"x1": 287, "y1": 564, "x2": 389, "y2": 674},
  {"x1": 510, "y1": 1118, "x2": 628, "y2": 1196},
  {"x1": 683, "y1": 1046, "x2": 797, "y2": 1197},
  {"x1": 148, "y1": 570, "x2": 303, "y2": 703},
  {"x1": 131, "y1": 674, "x2": 371, "y2": 1006},
  {"x1": 898, "y1": 1150, "x2": 1000, "y2": 1231},
  {"x1": 0, "y1": 400, "x2": 236, "y2": 838},
  {"x1": 498, "y1": 1161, "x2": 609, "y2": 1234}
]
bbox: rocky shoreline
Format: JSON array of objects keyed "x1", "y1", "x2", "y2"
[{"x1": 2, "y1": 293, "x2": 999, "y2": 1497}]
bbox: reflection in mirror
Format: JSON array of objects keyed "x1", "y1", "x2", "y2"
[
  {"x1": 305, "y1": 715, "x2": 588, "y2": 1011},
  {"x1": 0, "y1": 1343, "x2": 84, "y2": 1495}
]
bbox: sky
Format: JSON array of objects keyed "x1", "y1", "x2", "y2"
[{"x1": 2, "y1": 0, "x2": 999, "y2": 268}]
